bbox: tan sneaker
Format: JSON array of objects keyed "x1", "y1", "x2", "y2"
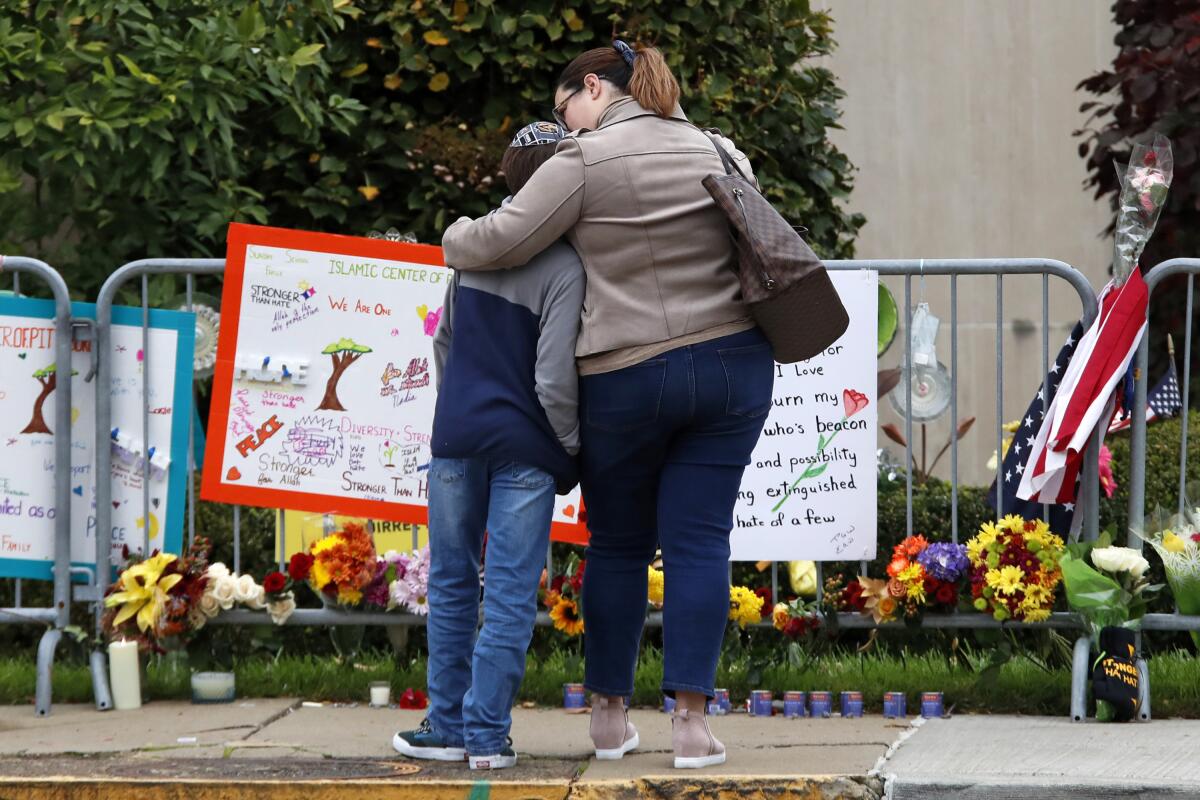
[
  {"x1": 671, "y1": 707, "x2": 726, "y2": 769},
  {"x1": 590, "y1": 695, "x2": 639, "y2": 760}
]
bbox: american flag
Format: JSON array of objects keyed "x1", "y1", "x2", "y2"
[
  {"x1": 1018, "y1": 271, "x2": 1149, "y2": 504},
  {"x1": 986, "y1": 322, "x2": 1083, "y2": 536},
  {"x1": 1108, "y1": 357, "x2": 1184, "y2": 433}
]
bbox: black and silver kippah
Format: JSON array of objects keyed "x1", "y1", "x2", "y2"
[{"x1": 510, "y1": 120, "x2": 566, "y2": 148}]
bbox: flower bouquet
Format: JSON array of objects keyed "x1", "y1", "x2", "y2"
[
  {"x1": 880, "y1": 535, "x2": 969, "y2": 621},
  {"x1": 306, "y1": 521, "x2": 378, "y2": 607},
  {"x1": 1061, "y1": 536, "x2": 1158, "y2": 640},
  {"x1": 542, "y1": 554, "x2": 585, "y2": 636},
  {"x1": 385, "y1": 546, "x2": 431, "y2": 616},
  {"x1": 1111, "y1": 133, "x2": 1173, "y2": 286},
  {"x1": 1136, "y1": 493, "x2": 1200, "y2": 650},
  {"x1": 103, "y1": 539, "x2": 212, "y2": 652},
  {"x1": 966, "y1": 516, "x2": 1065, "y2": 622}
]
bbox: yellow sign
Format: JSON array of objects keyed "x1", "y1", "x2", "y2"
[{"x1": 275, "y1": 510, "x2": 428, "y2": 562}]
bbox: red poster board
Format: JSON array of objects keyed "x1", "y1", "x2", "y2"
[{"x1": 201, "y1": 223, "x2": 588, "y2": 544}]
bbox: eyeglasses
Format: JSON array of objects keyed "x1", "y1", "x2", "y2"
[{"x1": 552, "y1": 87, "x2": 583, "y2": 129}]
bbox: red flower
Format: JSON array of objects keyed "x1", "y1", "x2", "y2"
[
  {"x1": 841, "y1": 580, "x2": 867, "y2": 611},
  {"x1": 1192, "y1": 533, "x2": 1200, "y2": 544},
  {"x1": 570, "y1": 560, "x2": 586, "y2": 594},
  {"x1": 263, "y1": 571, "x2": 288, "y2": 594},
  {"x1": 753, "y1": 586, "x2": 773, "y2": 616},
  {"x1": 551, "y1": 575, "x2": 566, "y2": 595},
  {"x1": 288, "y1": 552, "x2": 314, "y2": 582},
  {"x1": 783, "y1": 617, "x2": 807, "y2": 639},
  {"x1": 935, "y1": 583, "x2": 958, "y2": 606},
  {"x1": 399, "y1": 688, "x2": 428, "y2": 710}
]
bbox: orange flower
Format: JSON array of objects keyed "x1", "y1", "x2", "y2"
[
  {"x1": 878, "y1": 596, "x2": 898, "y2": 620},
  {"x1": 887, "y1": 578, "x2": 907, "y2": 599},
  {"x1": 887, "y1": 556, "x2": 909, "y2": 578},
  {"x1": 899, "y1": 535, "x2": 929, "y2": 558}
]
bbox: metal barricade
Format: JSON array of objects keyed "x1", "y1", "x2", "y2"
[
  {"x1": 1115, "y1": 257, "x2": 1200, "y2": 722},
  {"x1": 89, "y1": 256, "x2": 1106, "y2": 715},
  {"x1": 0, "y1": 256, "x2": 78, "y2": 717}
]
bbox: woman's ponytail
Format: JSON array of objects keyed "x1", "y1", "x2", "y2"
[
  {"x1": 557, "y1": 40, "x2": 681, "y2": 119},
  {"x1": 627, "y1": 45, "x2": 680, "y2": 118}
]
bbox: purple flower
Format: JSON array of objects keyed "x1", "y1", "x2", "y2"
[{"x1": 917, "y1": 542, "x2": 970, "y2": 582}]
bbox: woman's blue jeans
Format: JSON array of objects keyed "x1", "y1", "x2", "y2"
[{"x1": 579, "y1": 328, "x2": 774, "y2": 698}]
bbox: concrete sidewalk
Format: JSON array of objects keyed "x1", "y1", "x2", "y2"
[{"x1": 1, "y1": 702, "x2": 1199, "y2": 798}]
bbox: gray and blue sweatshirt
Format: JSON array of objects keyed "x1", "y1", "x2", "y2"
[{"x1": 431, "y1": 239, "x2": 585, "y2": 493}]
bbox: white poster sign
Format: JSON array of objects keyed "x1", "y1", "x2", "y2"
[{"x1": 731, "y1": 270, "x2": 878, "y2": 561}]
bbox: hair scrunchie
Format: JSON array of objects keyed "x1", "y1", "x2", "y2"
[{"x1": 612, "y1": 39, "x2": 637, "y2": 67}]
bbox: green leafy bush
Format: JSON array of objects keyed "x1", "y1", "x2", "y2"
[{"x1": 0, "y1": 0, "x2": 863, "y2": 299}]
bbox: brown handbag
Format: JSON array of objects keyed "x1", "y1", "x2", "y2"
[{"x1": 701, "y1": 132, "x2": 849, "y2": 363}]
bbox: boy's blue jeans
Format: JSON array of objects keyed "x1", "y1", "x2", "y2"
[{"x1": 425, "y1": 457, "x2": 556, "y2": 756}]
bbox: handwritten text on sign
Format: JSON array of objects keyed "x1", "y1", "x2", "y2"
[
  {"x1": 730, "y1": 270, "x2": 878, "y2": 562},
  {"x1": 202, "y1": 224, "x2": 585, "y2": 542}
]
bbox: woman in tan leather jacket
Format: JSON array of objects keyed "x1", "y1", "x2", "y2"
[{"x1": 441, "y1": 40, "x2": 774, "y2": 769}]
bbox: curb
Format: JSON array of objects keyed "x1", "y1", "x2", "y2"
[
  {"x1": 0, "y1": 778, "x2": 569, "y2": 800},
  {"x1": 570, "y1": 775, "x2": 884, "y2": 799},
  {"x1": 0, "y1": 774, "x2": 885, "y2": 800}
]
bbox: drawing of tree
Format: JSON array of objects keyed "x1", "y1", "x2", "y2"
[
  {"x1": 318, "y1": 338, "x2": 372, "y2": 411},
  {"x1": 21, "y1": 363, "x2": 75, "y2": 435}
]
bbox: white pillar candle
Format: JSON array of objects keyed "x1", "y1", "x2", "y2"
[
  {"x1": 369, "y1": 682, "x2": 391, "y2": 707},
  {"x1": 107, "y1": 640, "x2": 142, "y2": 711}
]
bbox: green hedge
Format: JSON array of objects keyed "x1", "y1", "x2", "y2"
[{"x1": 0, "y1": 0, "x2": 863, "y2": 299}]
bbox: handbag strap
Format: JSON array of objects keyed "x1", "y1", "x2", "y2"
[{"x1": 700, "y1": 128, "x2": 751, "y2": 183}]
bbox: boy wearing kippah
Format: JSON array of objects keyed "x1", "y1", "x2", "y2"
[{"x1": 393, "y1": 122, "x2": 584, "y2": 771}]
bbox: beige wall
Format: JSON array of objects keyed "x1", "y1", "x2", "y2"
[{"x1": 817, "y1": 0, "x2": 1118, "y2": 487}]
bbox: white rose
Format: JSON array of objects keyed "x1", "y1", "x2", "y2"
[
  {"x1": 247, "y1": 585, "x2": 267, "y2": 611},
  {"x1": 211, "y1": 575, "x2": 237, "y2": 610},
  {"x1": 207, "y1": 562, "x2": 230, "y2": 580},
  {"x1": 233, "y1": 574, "x2": 260, "y2": 605},
  {"x1": 198, "y1": 591, "x2": 222, "y2": 618},
  {"x1": 1091, "y1": 546, "x2": 1151, "y2": 578},
  {"x1": 267, "y1": 595, "x2": 297, "y2": 625}
]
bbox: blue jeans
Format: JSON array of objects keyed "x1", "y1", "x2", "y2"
[
  {"x1": 580, "y1": 328, "x2": 774, "y2": 698},
  {"x1": 426, "y1": 457, "x2": 556, "y2": 755}
]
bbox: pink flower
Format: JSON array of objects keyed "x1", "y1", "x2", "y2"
[{"x1": 1098, "y1": 444, "x2": 1117, "y2": 498}]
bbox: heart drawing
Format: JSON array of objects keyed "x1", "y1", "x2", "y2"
[
  {"x1": 562, "y1": 504, "x2": 576, "y2": 519},
  {"x1": 226, "y1": 467, "x2": 242, "y2": 481}
]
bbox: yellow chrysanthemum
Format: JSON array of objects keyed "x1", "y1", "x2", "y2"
[
  {"x1": 968, "y1": 523, "x2": 999, "y2": 563},
  {"x1": 728, "y1": 585, "x2": 764, "y2": 628},
  {"x1": 1022, "y1": 582, "x2": 1052, "y2": 608},
  {"x1": 1021, "y1": 605, "x2": 1052, "y2": 623},
  {"x1": 996, "y1": 514, "x2": 1020, "y2": 532},
  {"x1": 550, "y1": 597, "x2": 585, "y2": 636},
  {"x1": 309, "y1": 558, "x2": 332, "y2": 590},
  {"x1": 647, "y1": 567, "x2": 665, "y2": 606},
  {"x1": 337, "y1": 586, "x2": 363, "y2": 606},
  {"x1": 772, "y1": 603, "x2": 790, "y2": 631},
  {"x1": 985, "y1": 565, "x2": 1025, "y2": 596},
  {"x1": 311, "y1": 535, "x2": 338, "y2": 555}
]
